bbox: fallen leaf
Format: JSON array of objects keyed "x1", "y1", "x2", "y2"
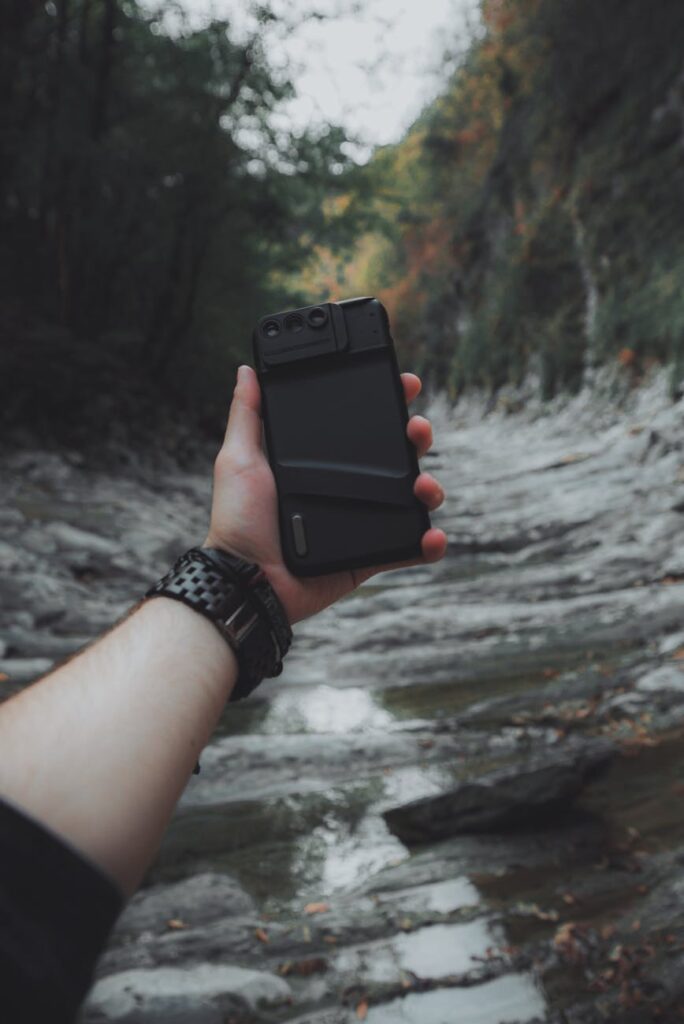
[
  {"x1": 562, "y1": 893, "x2": 578, "y2": 906},
  {"x1": 631, "y1": 920, "x2": 641, "y2": 932},
  {"x1": 255, "y1": 927, "x2": 269, "y2": 944},
  {"x1": 279, "y1": 957, "x2": 327, "y2": 977},
  {"x1": 671, "y1": 647, "x2": 684, "y2": 660},
  {"x1": 0, "y1": 673, "x2": 8, "y2": 683},
  {"x1": 516, "y1": 901, "x2": 558, "y2": 921},
  {"x1": 166, "y1": 919, "x2": 185, "y2": 930},
  {"x1": 323, "y1": 934, "x2": 337, "y2": 944},
  {"x1": 304, "y1": 902, "x2": 330, "y2": 915},
  {"x1": 356, "y1": 999, "x2": 368, "y2": 1021}
]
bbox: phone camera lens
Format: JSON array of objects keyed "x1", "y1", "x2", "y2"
[
  {"x1": 284, "y1": 313, "x2": 305, "y2": 333},
  {"x1": 263, "y1": 319, "x2": 281, "y2": 338},
  {"x1": 307, "y1": 307, "x2": 328, "y2": 328}
]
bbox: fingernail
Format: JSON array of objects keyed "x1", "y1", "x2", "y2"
[{"x1": 237, "y1": 364, "x2": 250, "y2": 383}]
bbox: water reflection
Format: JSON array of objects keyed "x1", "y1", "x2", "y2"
[
  {"x1": 260, "y1": 685, "x2": 395, "y2": 734},
  {"x1": 335, "y1": 919, "x2": 503, "y2": 982},
  {"x1": 376, "y1": 876, "x2": 480, "y2": 913},
  {"x1": 362, "y1": 972, "x2": 546, "y2": 1024}
]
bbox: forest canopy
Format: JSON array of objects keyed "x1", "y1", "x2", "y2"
[{"x1": 0, "y1": 0, "x2": 357, "y2": 436}]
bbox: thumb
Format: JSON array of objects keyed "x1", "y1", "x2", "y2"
[{"x1": 224, "y1": 365, "x2": 262, "y2": 456}]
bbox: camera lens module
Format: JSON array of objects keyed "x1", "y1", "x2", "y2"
[
  {"x1": 307, "y1": 307, "x2": 328, "y2": 328},
  {"x1": 284, "y1": 313, "x2": 305, "y2": 333},
  {"x1": 263, "y1": 319, "x2": 281, "y2": 338}
]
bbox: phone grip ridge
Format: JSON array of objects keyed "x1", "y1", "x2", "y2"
[{"x1": 277, "y1": 462, "x2": 416, "y2": 507}]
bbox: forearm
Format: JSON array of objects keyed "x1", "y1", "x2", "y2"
[{"x1": 0, "y1": 597, "x2": 237, "y2": 896}]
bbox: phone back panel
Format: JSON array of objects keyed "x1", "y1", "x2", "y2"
[{"x1": 253, "y1": 297, "x2": 430, "y2": 577}]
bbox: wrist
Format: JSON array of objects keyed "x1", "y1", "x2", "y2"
[
  {"x1": 145, "y1": 547, "x2": 292, "y2": 704},
  {"x1": 139, "y1": 596, "x2": 239, "y2": 707}
]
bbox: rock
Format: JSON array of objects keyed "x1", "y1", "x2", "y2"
[
  {"x1": 0, "y1": 657, "x2": 53, "y2": 685},
  {"x1": 45, "y1": 522, "x2": 120, "y2": 557},
  {"x1": 637, "y1": 664, "x2": 684, "y2": 692},
  {"x1": 21, "y1": 527, "x2": 58, "y2": 556},
  {"x1": 84, "y1": 964, "x2": 291, "y2": 1022},
  {"x1": 382, "y1": 739, "x2": 615, "y2": 843},
  {"x1": 114, "y1": 873, "x2": 256, "y2": 939},
  {"x1": 0, "y1": 539, "x2": 26, "y2": 569},
  {"x1": 8, "y1": 611, "x2": 35, "y2": 631},
  {"x1": 1, "y1": 627, "x2": 90, "y2": 659},
  {"x1": 0, "y1": 507, "x2": 25, "y2": 528},
  {"x1": 658, "y1": 631, "x2": 684, "y2": 655}
]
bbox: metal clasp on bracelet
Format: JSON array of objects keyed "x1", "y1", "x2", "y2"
[{"x1": 222, "y1": 601, "x2": 260, "y2": 643}]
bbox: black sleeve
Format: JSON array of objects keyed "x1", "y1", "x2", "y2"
[{"x1": 0, "y1": 797, "x2": 124, "y2": 1023}]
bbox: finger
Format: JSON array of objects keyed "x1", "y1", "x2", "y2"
[
  {"x1": 224, "y1": 365, "x2": 262, "y2": 454},
  {"x1": 407, "y1": 415, "x2": 433, "y2": 459},
  {"x1": 401, "y1": 372, "x2": 421, "y2": 404},
  {"x1": 354, "y1": 528, "x2": 448, "y2": 585},
  {"x1": 414, "y1": 472, "x2": 445, "y2": 511}
]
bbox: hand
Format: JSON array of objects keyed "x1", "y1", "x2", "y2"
[{"x1": 205, "y1": 365, "x2": 447, "y2": 624}]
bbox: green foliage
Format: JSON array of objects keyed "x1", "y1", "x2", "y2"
[
  {"x1": 0, "y1": 0, "x2": 354, "y2": 435},
  {"x1": 348, "y1": 0, "x2": 684, "y2": 398}
]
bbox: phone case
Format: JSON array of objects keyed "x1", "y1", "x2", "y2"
[{"x1": 252, "y1": 296, "x2": 430, "y2": 577}]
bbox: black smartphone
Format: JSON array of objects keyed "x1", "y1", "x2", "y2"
[{"x1": 252, "y1": 296, "x2": 430, "y2": 577}]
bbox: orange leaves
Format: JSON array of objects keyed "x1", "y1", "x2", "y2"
[
  {"x1": 278, "y1": 957, "x2": 328, "y2": 977},
  {"x1": 303, "y1": 901, "x2": 330, "y2": 916}
]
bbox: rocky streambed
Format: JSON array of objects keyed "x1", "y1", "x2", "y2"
[{"x1": 4, "y1": 373, "x2": 684, "y2": 1022}]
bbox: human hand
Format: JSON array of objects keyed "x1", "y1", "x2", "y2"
[{"x1": 205, "y1": 365, "x2": 447, "y2": 624}]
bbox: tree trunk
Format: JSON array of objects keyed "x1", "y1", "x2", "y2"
[{"x1": 92, "y1": 0, "x2": 116, "y2": 140}]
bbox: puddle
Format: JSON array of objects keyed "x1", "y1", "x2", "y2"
[
  {"x1": 379, "y1": 668, "x2": 564, "y2": 721},
  {"x1": 377, "y1": 876, "x2": 480, "y2": 913},
  {"x1": 259, "y1": 686, "x2": 395, "y2": 735},
  {"x1": 581, "y1": 726, "x2": 684, "y2": 850},
  {"x1": 335, "y1": 919, "x2": 504, "y2": 982},
  {"x1": 362, "y1": 972, "x2": 547, "y2": 1024}
]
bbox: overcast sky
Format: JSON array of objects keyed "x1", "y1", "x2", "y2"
[{"x1": 167, "y1": 0, "x2": 479, "y2": 151}]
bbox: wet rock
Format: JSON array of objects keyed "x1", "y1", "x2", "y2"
[
  {"x1": 99, "y1": 917, "x2": 263, "y2": 975},
  {"x1": 84, "y1": 963, "x2": 291, "y2": 1022},
  {"x1": 1, "y1": 627, "x2": 90, "y2": 659},
  {"x1": 383, "y1": 739, "x2": 616, "y2": 843},
  {"x1": 113, "y1": 873, "x2": 256, "y2": 939},
  {"x1": 0, "y1": 656, "x2": 53, "y2": 685},
  {"x1": 21, "y1": 527, "x2": 59, "y2": 556},
  {"x1": 636, "y1": 664, "x2": 684, "y2": 692},
  {"x1": 0, "y1": 507, "x2": 25, "y2": 528},
  {"x1": 46, "y1": 521, "x2": 121, "y2": 557}
]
